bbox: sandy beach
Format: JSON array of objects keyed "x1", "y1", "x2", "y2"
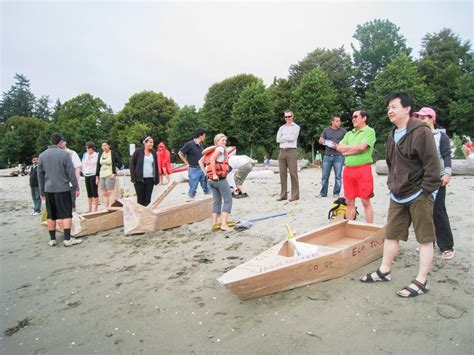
[{"x1": 0, "y1": 166, "x2": 472, "y2": 354}]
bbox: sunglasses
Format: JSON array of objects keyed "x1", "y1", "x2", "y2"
[{"x1": 285, "y1": 115, "x2": 292, "y2": 118}]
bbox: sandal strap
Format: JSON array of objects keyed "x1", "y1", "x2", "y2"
[
  {"x1": 375, "y1": 268, "x2": 390, "y2": 281},
  {"x1": 412, "y1": 279, "x2": 428, "y2": 292},
  {"x1": 401, "y1": 286, "x2": 419, "y2": 297}
]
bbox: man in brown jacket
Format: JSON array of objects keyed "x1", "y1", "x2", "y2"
[{"x1": 360, "y1": 92, "x2": 441, "y2": 298}]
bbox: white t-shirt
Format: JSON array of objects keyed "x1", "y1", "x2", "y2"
[{"x1": 229, "y1": 155, "x2": 252, "y2": 169}]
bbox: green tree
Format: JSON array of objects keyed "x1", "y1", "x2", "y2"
[
  {"x1": 116, "y1": 122, "x2": 151, "y2": 166},
  {"x1": 201, "y1": 74, "x2": 260, "y2": 142},
  {"x1": 51, "y1": 98, "x2": 62, "y2": 121},
  {"x1": 167, "y1": 106, "x2": 202, "y2": 151},
  {"x1": 54, "y1": 93, "x2": 114, "y2": 153},
  {"x1": 0, "y1": 116, "x2": 48, "y2": 165},
  {"x1": 266, "y1": 77, "x2": 293, "y2": 139},
  {"x1": 231, "y1": 82, "x2": 274, "y2": 156},
  {"x1": 0, "y1": 73, "x2": 36, "y2": 123},
  {"x1": 35, "y1": 95, "x2": 52, "y2": 121},
  {"x1": 117, "y1": 91, "x2": 178, "y2": 143},
  {"x1": 449, "y1": 71, "x2": 474, "y2": 136},
  {"x1": 292, "y1": 68, "x2": 340, "y2": 148},
  {"x1": 352, "y1": 19, "x2": 411, "y2": 99},
  {"x1": 289, "y1": 47, "x2": 356, "y2": 120},
  {"x1": 418, "y1": 28, "x2": 472, "y2": 130},
  {"x1": 363, "y1": 53, "x2": 434, "y2": 144}
]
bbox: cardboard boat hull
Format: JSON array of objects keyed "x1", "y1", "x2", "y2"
[{"x1": 218, "y1": 220, "x2": 385, "y2": 300}]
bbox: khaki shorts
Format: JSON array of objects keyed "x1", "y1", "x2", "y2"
[
  {"x1": 234, "y1": 162, "x2": 253, "y2": 186},
  {"x1": 99, "y1": 175, "x2": 116, "y2": 190},
  {"x1": 386, "y1": 193, "x2": 435, "y2": 244}
]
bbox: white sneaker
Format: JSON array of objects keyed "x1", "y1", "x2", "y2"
[
  {"x1": 32, "y1": 212, "x2": 40, "y2": 216},
  {"x1": 48, "y1": 240, "x2": 57, "y2": 247},
  {"x1": 63, "y1": 239, "x2": 82, "y2": 247}
]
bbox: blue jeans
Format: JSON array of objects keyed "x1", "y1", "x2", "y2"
[
  {"x1": 31, "y1": 186, "x2": 41, "y2": 213},
  {"x1": 188, "y1": 167, "x2": 210, "y2": 197},
  {"x1": 320, "y1": 155, "x2": 344, "y2": 196}
]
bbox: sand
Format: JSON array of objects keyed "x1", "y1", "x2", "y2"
[{"x1": 0, "y1": 167, "x2": 473, "y2": 354}]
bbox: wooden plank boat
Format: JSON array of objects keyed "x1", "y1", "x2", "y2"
[
  {"x1": 41, "y1": 200, "x2": 124, "y2": 237},
  {"x1": 218, "y1": 219, "x2": 386, "y2": 300},
  {"x1": 121, "y1": 181, "x2": 212, "y2": 234}
]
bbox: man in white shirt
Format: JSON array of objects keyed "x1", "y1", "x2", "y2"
[
  {"x1": 227, "y1": 155, "x2": 253, "y2": 198},
  {"x1": 276, "y1": 110, "x2": 300, "y2": 202}
]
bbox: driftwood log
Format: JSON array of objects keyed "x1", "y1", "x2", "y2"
[{"x1": 375, "y1": 159, "x2": 474, "y2": 176}]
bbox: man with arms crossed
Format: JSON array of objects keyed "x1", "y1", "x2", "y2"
[
  {"x1": 360, "y1": 92, "x2": 440, "y2": 298},
  {"x1": 276, "y1": 110, "x2": 300, "y2": 202},
  {"x1": 38, "y1": 133, "x2": 82, "y2": 247},
  {"x1": 336, "y1": 110, "x2": 376, "y2": 222},
  {"x1": 318, "y1": 115, "x2": 346, "y2": 198}
]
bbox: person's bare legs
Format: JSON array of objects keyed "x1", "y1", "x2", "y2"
[
  {"x1": 93, "y1": 197, "x2": 99, "y2": 211},
  {"x1": 108, "y1": 190, "x2": 115, "y2": 207},
  {"x1": 220, "y1": 211, "x2": 232, "y2": 230},
  {"x1": 345, "y1": 198, "x2": 356, "y2": 220},
  {"x1": 380, "y1": 239, "x2": 399, "y2": 273},
  {"x1": 397, "y1": 241, "x2": 433, "y2": 296},
  {"x1": 361, "y1": 198, "x2": 374, "y2": 223},
  {"x1": 212, "y1": 212, "x2": 219, "y2": 226},
  {"x1": 87, "y1": 198, "x2": 93, "y2": 213},
  {"x1": 102, "y1": 190, "x2": 109, "y2": 208}
]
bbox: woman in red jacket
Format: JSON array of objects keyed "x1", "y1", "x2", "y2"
[{"x1": 157, "y1": 142, "x2": 172, "y2": 185}]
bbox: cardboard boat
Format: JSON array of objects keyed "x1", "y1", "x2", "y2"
[
  {"x1": 218, "y1": 219, "x2": 386, "y2": 300},
  {"x1": 121, "y1": 181, "x2": 212, "y2": 235}
]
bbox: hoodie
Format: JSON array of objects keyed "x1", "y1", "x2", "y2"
[{"x1": 386, "y1": 118, "x2": 441, "y2": 199}]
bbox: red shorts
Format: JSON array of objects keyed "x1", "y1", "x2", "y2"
[{"x1": 343, "y1": 164, "x2": 374, "y2": 199}]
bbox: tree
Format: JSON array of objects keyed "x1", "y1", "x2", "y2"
[
  {"x1": 0, "y1": 73, "x2": 36, "y2": 123},
  {"x1": 0, "y1": 116, "x2": 48, "y2": 165},
  {"x1": 115, "y1": 122, "x2": 151, "y2": 166},
  {"x1": 51, "y1": 98, "x2": 62, "y2": 121},
  {"x1": 289, "y1": 47, "x2": 356, "y2": 119},
  {"x1": 201, "y1": 74, "x2": 260, "y2": 142},
  {"x1": 352, "y1": 19, "x2": 411, "y2": 99},
  {"x1": 167, "y1": 106, "x2": 202, "y2": 151},
  {"x1": 292, "y1": 68, "x2": 340, "y2": 149},
  {"x1": 267, "y1": 77, "x2": 293, "y2": 136},
  {"x1": 35, "y1": 95, "x2": 52, "y2": 121},
  {"x1": 363, "y1": 53, "x2": 434, "y2": 144},
  {"x1": 418, "y1": 28, "x2": 472, "y2": 130},
  {"x1": 117, "y1": 91, "x2": 178, "y2": 144},
  {"x1": 449, "y1": 71, "x2": 474, "y2": 136},
  {"x1": 55, "y1": 93, "x2": 114, "y2": 153},
  {"x1": 231, "y1": 82, "x2": 274, "y2": 156}
]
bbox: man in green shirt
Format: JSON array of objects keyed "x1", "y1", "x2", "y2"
[{"x1": 336, "y1": 110, "x2": 376, "y2": 222}]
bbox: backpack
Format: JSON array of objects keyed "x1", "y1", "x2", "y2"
[
  {"x1": 202, "y1": 146, "x2": 230, "y2": 180},
  {"x1": 327, "y1": 197, "x2": 358, "y2": 220}
]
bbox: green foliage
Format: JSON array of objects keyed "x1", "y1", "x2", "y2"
[
  {"x1": 419, "y1": 28, "x2": 472, "y2": 131},
  {"x1": 116, "y1": 122, "x2": 151, "y2": 166},
  {"x1": 167, "y1": 106, "x2": 202, "y2": 151},
  {"x1": 34, "y1": 95, "x2": 52, "y2": 121},
  {"x1": 231, "y1": 82, "x2": 274, "y2": 156},
  {"x1": 0, "y1": 116, "x2": 48, "y2": 165},
  {"x1": 352, "y1": 19, "x2": 411, "y2": 99},
  {"x1": 266, "y1": 77, "x2": 293, "y2": 138},
  {"x1": 54, "y1": 93, "x2": 114, "y2": 154},
  {"x1": 0, "y1": 73, "x2": 36, "y2": 123},
  {"x1": 201, "y1": 74, "x2": 260, "y2": 142},
  {"x1": 292, "y1": 68, "x2": 340, "y2": 148},
  {"x1": 451, "y1": 134, "x2": 466, "y2": 159},
  {"x1": 449, "y1": 71, "x2": 474, "y2": 136},
  {"x1": 117, "y1": 91, "x2": 178, "y2": 143},
  {"x1": 363, "y1": 53, "x2": 434, "y2": 143},
  {"x1": 289, "y1": 47, "x2": 356, "y2": 119}
]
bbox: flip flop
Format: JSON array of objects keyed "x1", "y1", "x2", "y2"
[{"x1": 441, "y1": 249, "x2": 455, "y2": 260}]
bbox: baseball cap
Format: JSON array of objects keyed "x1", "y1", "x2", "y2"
[{"x1": 413, "y1": 107, "x2": 436, "y2": 120}]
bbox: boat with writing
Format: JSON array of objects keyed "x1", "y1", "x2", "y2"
[{"x1": 218, "y1": 219, "x2": 386, "y2": 300}]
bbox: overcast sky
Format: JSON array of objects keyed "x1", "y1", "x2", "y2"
[{"x1": 1, "y1": 0, "x2": 472, "y2": 112}]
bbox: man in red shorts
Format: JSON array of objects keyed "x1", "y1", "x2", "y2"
[{"x1": 336, "y1": 110, "x2": 376, "y2": 222}]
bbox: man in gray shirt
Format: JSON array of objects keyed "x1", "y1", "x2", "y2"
[
  {"x1": 318, "y1": 115, "x2": 346, "y2": 198},
  {"x1": 38, "y1": 132, "x2": 82, "y2": 247},
  {"x1": 276, "y1": 110, "x2": 300, "y2": 202}
]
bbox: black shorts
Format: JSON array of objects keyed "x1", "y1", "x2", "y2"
[
  {"x1": 85, "y1": 175, "x2": 99, "y2": 198},
  {"x1": 45, "y1": 191, "x2": 73, "y2": 220}
]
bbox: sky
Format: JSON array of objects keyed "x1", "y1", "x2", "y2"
[{"x1": 1, "y1": 0, "x2": 473, "y2": 112}]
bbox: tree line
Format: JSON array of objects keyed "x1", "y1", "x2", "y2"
[{"x1": 1, "y1": 19, "x2": 472, "y2": 168}]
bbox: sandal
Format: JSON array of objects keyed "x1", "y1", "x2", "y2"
[
  {"x1": 359, "y1": 268, "x2": 392, "y2": 283},
  {"x1": 397, "y1": 279, "x2": 429, "y2": 298},
  {"x1": 441, "y1": 249, "x2": 455, "y2": 260}
]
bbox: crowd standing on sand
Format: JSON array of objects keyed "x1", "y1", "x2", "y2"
[{"x1": 27, "y1": 90, "x2": 463, "y2": 299}]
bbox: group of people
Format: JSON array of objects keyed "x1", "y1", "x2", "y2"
[
  {"x1": 33, "y1": 91, "x2": 457, "y2": 299},
  {"x1": 275, "y1": 92, "x2": 454, "y2": 298}
]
